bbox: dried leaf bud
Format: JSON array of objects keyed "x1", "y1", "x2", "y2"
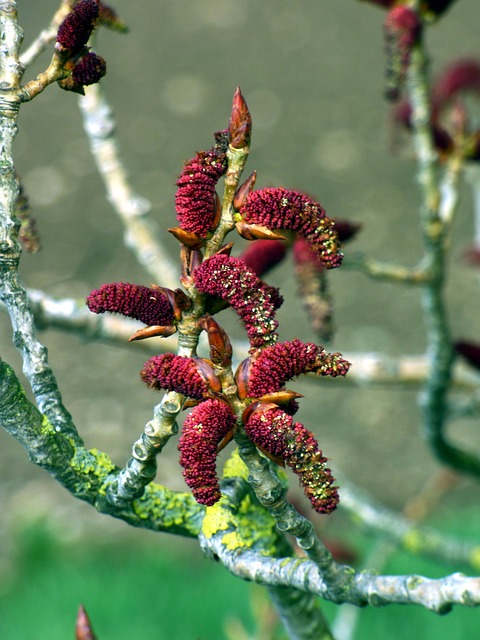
[
  {"x1": 76, "y1": 605, "x2": 97, "y2": 640},
  {"x1": 235, "y1": 220, "x2": 286, "y2": 241},
  {"x1": 234, "y1": 171, "x2": 257, "y2": 210},
  {"x1": 56, "y1": 0, "x2": 99, "y2": 55},
  {"x1": 234, "y1": 357, "x2": 252, "y2": 400},
  {"x1": 198, "y1": 314, "x2": 233, "y2": 367},
  {"x1": 256, "y1": 390, "x2": 304, "y2": 405},
  {"x1": 128, "y1": 325, "x2": 177, "y2": 342},
  {"x1": 57, "y1": 76, "x2": 85, "y2": 95},
  {"x1": 98, "y1": 1, "x2": 129, "y2": 32},
  {"x1": 168, "y1": 227, "x2": 204, "y2": 249},
  {"x1": 229, "y1": 86, "x2": 252, "y2": 149},
  {"x1": 72, "y1": 52, "x2": 107, "y2": 87}
]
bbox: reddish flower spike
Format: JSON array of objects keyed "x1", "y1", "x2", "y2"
[
  {"x1": 245, "y1": 339, "x2": 320, "y2": 398},
  {"x1": 175, "y1": 132, "x2": 228, "y2": 238},
  {"x1": 432, "y1": 59, "x2": 480, "y2": 108},
  {"x1": 56, "y1": 0, "x2": 99, "y2": 54},
  {"x1": 141, "y1": 353, "x2": 221, "y2": 399},
  {"x1": 179, "y1": 399, "x2": 236, "y2": 505},
  {"x1": 72, "y1": 52, "x2": 107, "y2": 86},
  {"x1": 244, "y1": 405, "x2": 339, "y2": 514},
  {"x1": 384, "y1": 6, "x2": 422, "y2": 102},
  {"x1": 238, "y1": 239, "x2": 287, "y2": 277},
  {"x1": 86, "y1": 282, "x2": 174, "y2": 327},
  {"x1": 242, "y1": 338, "x2": 350, "y2": 398},
  {"x1": 240, "y1": 187, "x2": 342, "y2": 269},
  {"x1": 193, "y1": 253, "x2": 280, "y2": 350}
]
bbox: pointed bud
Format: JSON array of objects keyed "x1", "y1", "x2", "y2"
[
  {"x1": 234, "y1": 357, "x2": 252, "y2": 400},
  {"x1": 256, "y1": 390, "x2": 304, "y2": 404},
  {"x1": 128, "y1": 325, "x2": 177, "y2": 342},
  {"x1": 198, "y1": 314, "x2": 233, "y2": 367},
  {"x1": 235, "y1": 220, "x2": 286, "y2": 241},
  {"x1": 168, "y1": 227, "x2": 204, "y2": 249},
  {"x1": 211, "y1": 192, "x2": 222, "y2": 230},
  {"x1": 173, "y1": 288, "x2": 192, "y2": 315},
  {"x1": 455, "y1": 340, "x2": 480, "y2": 370},
  {"x1": 76, "y1": 605, "x2": 97, "y2": 640},
  {"x1": 229, "y1": 86, "x2": 252, "y2": 149},
  {"x1": 98, "y1": 2, "x2": 129, "y2": 32},
  {"x1": 214, "y1": 242, "x2": 234, "y2": 257},
  {"x1": 193, "y1": 357, "x2": 223, "y2": 395},
  {"x1": 234, "y1": 171, "x2": 257, "y2": 210},
  {"x1": 242, "y1": 400, "x2": 279, "y2": 425},
  {"x1": 217, "y1": 427, "x2": 236, "y2": 453}
]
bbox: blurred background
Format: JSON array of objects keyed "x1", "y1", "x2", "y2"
[{"x1": 1, "y1": 1, "x2": 480, "y2": 638}]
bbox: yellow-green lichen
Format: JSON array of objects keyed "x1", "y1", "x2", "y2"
[
  {"x1": 403, "y1": 529, "x2": 424, "y2": 554},
  {"x1": 70, "y1": 447, "x2": 116, "y2": 493},
  {"x1": 223, "y1": 448, "x2": 249, "y2": 481},
  {"x1": 202, "y1": 498, "x2": 235, "y2": 538},
  {"x1": 468, "y1": 546, "x2": 480, "y2": 571},
  {"x1": 133, "y1": 484, "x2": 202, "y2": 537},
  {"x1": 222, "y1": 494, "x2": 278, "y2": 552}
]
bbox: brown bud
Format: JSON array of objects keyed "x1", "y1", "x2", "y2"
[
  {"x1": 57, "y1": 76, "x2": 85, "y2": 95},
  {"x1": 229, "y1": 86, "x2": 252, "y2": 149},
  {"x1": 256, "y1": 390, "x2": 304, "y2": 404},
  {"x1": 214, "y1": 242, "x2": 234, "y2": 257},
  {"x1": 217, "y1": 427, "x2": 236, "y2": 453},
  {"x1": 128, "y1": 325, "x2": 177, "y2": 342},
  {"x1": 211, "y1": 192, "x2": 223, "y2": 230},
  {"x1": 168, "y1": 227, "x2": 204, "y2": 249},
  {"x1": 234, "y1": 171, "x2": 257, "y2": 210},
  {"x1": 174, "y1": 288, "x2": 192, "y2": 313},
  {"x1": 234, "y1": 357, "x2": 252, "y2": 400},
  {"x1": 235, "y1": 220, "x2": 286, "y2": 241},
  {"x1": 242, "y1": 400, "x2": 279, "y2": 424},
  {"x1": 193, "y1": 357, "x2": 223, "y2": 395},
  {"x1": 198, "y1": 314, "x2": 233, "y2": 367},
  {"x1": 76, "y1": 605, "x2": 97, "y2": 640}
]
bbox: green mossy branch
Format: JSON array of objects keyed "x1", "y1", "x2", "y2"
[{"x1": 0, "y1": 358, "x2": 202, "y2": 537}]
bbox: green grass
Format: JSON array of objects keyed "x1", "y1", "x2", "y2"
[
  {"x1": 0, "y1": 524, "x2": 257, "y2": 640},
  {"x1": 1, "y1": 505, "x2": 479, "y2": 640}
]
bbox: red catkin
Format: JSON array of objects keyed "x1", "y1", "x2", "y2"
[
  {"x1": 175, "y1": 133, "x2": 228, "y2": 238},
  {"x1": 72, "y1": 52, "x2": 107, "y2": 86},
  {"x1": 244, "y1": 406, "x2": 339, "y2": 514},
  {"x1": 178, "y1": 399, "x2": 235, "y2": 506},
  {"x1": 240, "y1": 187, "x2": 342, "y2": 269},
  {"x1": 140, "y1": 353, "x2": 219, "y2": 400},
  {"x1": 86, "y1": 282, "x2": 174, "y2": 326},
  {"x1": 193, "y1": 254, "x2": 279, "y2": 350},
  {"x1": 56, "y1": 0, "x2": 99, "y2": 54}
]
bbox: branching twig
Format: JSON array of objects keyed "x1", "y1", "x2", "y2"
[{"x1": 78, "y1": 83, "x2": 179, "y2": 289}]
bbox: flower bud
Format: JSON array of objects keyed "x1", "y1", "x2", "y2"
[
  {"x1": 228, "y1": 87, "x2": 252, "y2": 149},
  {"x1": 234, "y1": 171, "x2": 257, "y2": 210}
]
